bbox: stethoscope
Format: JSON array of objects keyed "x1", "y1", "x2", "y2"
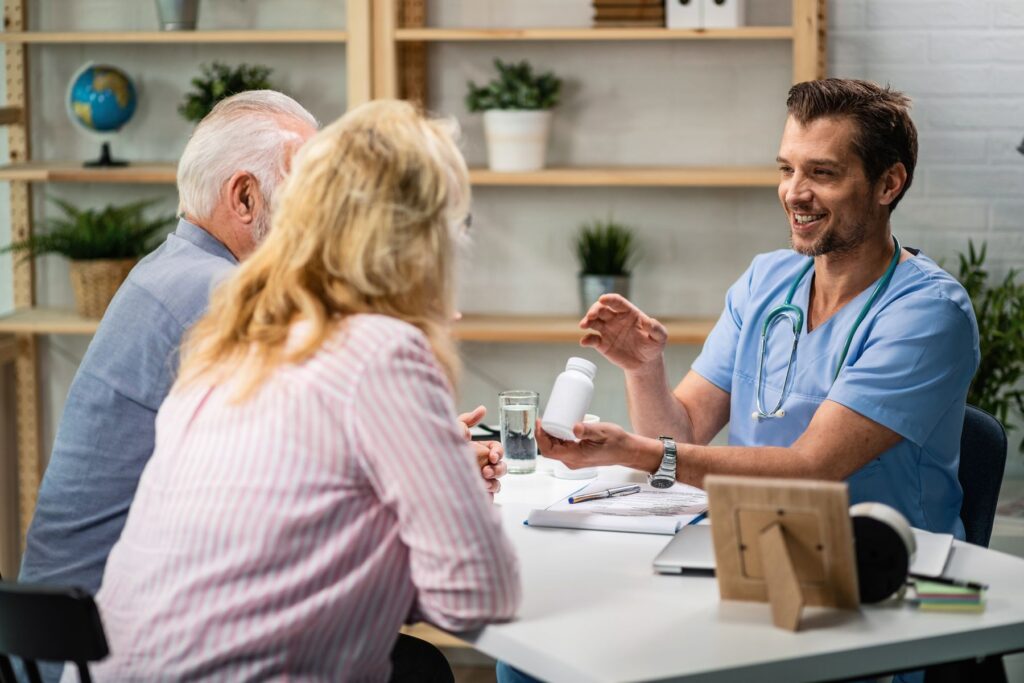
[{"x1": 752, "y1": 235, "x2": 902, "y2": 421}]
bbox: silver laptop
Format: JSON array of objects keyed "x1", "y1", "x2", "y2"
[{"x1": 652, "y1": 524, "x2": 717, "y2": 575}]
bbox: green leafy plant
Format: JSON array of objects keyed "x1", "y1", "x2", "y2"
[
  {"x1": 178, "y1": 62, "x2": 274, "y2": 123},
  {"x1": 575, "y1": 218, "x2": 638, "y2": 276},
  {"x1": 465, "y1": 59, "x2": 562, "y2": 112},
  {"x1": 0, "y1": 198, "x2": 175, "y2": 261},
  {"x1": 954, "y1": 240, "x2": 1024, "y2": 448}
]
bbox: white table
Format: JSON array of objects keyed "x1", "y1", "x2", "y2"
[{"x1": 464, "y1": 467, "x2": 1024, "y2": 683}]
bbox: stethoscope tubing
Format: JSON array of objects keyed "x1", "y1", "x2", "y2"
[{"x1": 753, "y1": 235, "x2": 902, "y2": 421}]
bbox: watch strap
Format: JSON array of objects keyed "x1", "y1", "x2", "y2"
[{"x1": 649, "y1": 436, "x2": 677, "y2": 488}]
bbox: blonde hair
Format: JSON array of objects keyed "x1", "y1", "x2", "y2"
[{"x1": 177, "y1": 99, "x2": 470, "y2": 399}]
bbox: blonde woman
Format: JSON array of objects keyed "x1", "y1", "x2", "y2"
[{"x1": 77, "y1": 100, "x2": 521, "y2": 681}]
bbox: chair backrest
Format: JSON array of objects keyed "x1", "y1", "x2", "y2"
[
  {"x1": 958, "y1": 405, "x2": 1008, "y2": 547},
  {"x1": 0, "y1": 581, "x2": 108, "y2": 683}
]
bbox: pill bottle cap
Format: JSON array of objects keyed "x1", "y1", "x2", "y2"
[{"x1": 566, "y1": 357, "x2": 597, "y2": 381}]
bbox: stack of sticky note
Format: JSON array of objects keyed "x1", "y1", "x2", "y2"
[{"x1": 912, "y1": 580, "x2": 986, "y2": 613}]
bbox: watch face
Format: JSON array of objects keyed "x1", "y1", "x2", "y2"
[{"x1": 650, "y1": 477, "x2": 674, "y2": 489}]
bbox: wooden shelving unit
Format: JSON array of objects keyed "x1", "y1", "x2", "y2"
[
  {"x1": 454, "y1": 315, "x2": 714, "y2": 345},
  {"x1": 0, "y1": 308, "x2": 102, "y2": 336},
  {"x1": 0, "y1": 309, "x2": 718, "y2": 345},
  {"x1": 0, "y1": 162, "x2": 779, "y2": 187},
  {"x1": 0, "y1": 30, "x2": 347, "y2": 44},
  {"x1": 0, "y1": 161, "x2": 177, "y2": 184},
  {"x1": 0, "y1": 0, "x2": 375, "y2": 546},
  {"x1": 470, "y1": 166, "x2": 779, "y2": 187},
  {"x1": 393, "y1": 26, "x2": 794, "y2": 41}
]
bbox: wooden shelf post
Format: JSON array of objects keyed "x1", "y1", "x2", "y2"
[
  {"x1": 347, "y1": 0, "x2": 373, "y2": 108},
  {"x1": 372, "y1": 0, "x2": 399, "y2": 99},
  {"x1": 4, "y1": 0, "x2": 40, "y2": 550},
  {"x1": 792, "y1": 0, "x2": 827, "y2": 83}
]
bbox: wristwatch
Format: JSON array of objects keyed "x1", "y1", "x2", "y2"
[{"x1": 649, "y1": 436, "x2": 677, "y2": 489}]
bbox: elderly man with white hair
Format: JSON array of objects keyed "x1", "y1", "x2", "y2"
[{"x1": 20, "y1": 91, "x2": 319, "y2": 597}]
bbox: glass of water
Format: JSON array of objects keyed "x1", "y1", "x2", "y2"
[{"x1": 499, "y1": 390, "x2": 539, "y2": 474}]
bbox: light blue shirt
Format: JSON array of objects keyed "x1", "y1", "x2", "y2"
[
  {"x1": 692, "y1": 247, "x2": 979, "y2": 538},
  {"x1": 20, "y1": 220, "x2": 237, "y2": 594}
]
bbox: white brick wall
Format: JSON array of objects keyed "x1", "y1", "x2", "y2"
[{"x1": 833, "y1": 0, "x2": 1024, "y2": 474}]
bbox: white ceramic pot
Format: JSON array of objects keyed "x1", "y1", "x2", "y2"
[{"x1": 482, "y1": 109, "x2": 552, "y2": 172}]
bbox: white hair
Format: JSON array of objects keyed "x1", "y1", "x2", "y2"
[{"x1": 176, "y1": 90, "x2": 318, "y2": 221}]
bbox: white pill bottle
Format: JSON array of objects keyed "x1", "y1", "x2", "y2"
[{"x1": 541, "y1": 357, "x2": 597, "y2": 440}]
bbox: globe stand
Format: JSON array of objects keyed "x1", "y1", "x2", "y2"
[{"x1": 84, "y1": 141, "x2": 128, "y2": 168}]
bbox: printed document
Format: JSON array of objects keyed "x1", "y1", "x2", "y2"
[{"x1": 526, "y1": 479, "x2": 708, "y2": 535}]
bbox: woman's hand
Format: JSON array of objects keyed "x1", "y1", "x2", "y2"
[{"x1": 458, "y1": 405, "x2": 506, "y2": 495}]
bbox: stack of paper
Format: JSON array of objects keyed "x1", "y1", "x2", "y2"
[
  {"x1": 526, "y1": 479, "x2": 708, "y2": 535},
  {"x1": 912, "y1": 580, "x2": 986, "y2": 613}
]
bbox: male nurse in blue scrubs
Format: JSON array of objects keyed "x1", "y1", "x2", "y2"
[
  {"x1": 541, "y1": 78, "x2": 980, "y2": 540},
  {"x1": 497, "y1": 76, "x2": 979, "y2": 683}
]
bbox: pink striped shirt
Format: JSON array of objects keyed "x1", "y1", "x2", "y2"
[{"x1": 80, "y1": 314, "x2": 520, "y2": 681}]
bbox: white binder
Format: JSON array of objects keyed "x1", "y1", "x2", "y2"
[
  {"x1": 703, "y1": 0, "x2": 746, "y2": 28},
  {"x1": 666, "y1": 0, "x2": 701, "y2": 29}
]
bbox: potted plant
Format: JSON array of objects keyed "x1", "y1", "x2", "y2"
[
  {"x1": 465, "y1": 59, "x2": 562, "y2": 172},
  {"x1": 953, "y1": 240, "x2": 1024, "y2": 450},
  {"x1": 1, "y1": 198, "x2": 175, "y2": 319},
  {"x1": 156, "y1": 0, "x2": 200, "y2": 31},
  {"x1": 179, "y1": 62, "x2": 275, "y2": 123},
  {"x1": 575, "y1": 218, "x2": 639, "y2": 316}
]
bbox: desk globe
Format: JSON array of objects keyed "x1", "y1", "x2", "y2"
[{"x1": 67, "y1": 63, "x2": 137, "y2": 167}]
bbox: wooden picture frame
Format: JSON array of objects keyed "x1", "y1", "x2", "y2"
[{"x1": 705, "y1": 475, "x2": 860, "y2": 631}]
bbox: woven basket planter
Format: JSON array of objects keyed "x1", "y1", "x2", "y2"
[{"x1": 68, "y1": 258, "x2": 137, "y2": 319}]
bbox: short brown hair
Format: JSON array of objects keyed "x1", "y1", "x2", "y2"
[{"x1": 786, "y1": 78, "x2": 918, "y2": 213}]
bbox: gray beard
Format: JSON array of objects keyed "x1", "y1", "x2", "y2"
[{"x1": 790, "y1": 218, "x2": 868, "y2": 258}]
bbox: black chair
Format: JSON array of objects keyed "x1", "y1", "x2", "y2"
[
  {"x1": 0, "y1": 580, "x2": 108, "y2": 683},
  {"x1": 957, "y1": 404, "x2": 1008, "y2": 547},
  {"x1": 922, "y1": 406, "x2": 1011, "y2": 683}
]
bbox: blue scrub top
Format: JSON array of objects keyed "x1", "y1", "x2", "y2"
[{"x1": 692, "y1": 248, "x2": 979, "y2": 538}]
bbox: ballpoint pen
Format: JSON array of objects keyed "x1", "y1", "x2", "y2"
[
  {"x1": 909, "y1": 574, "x2": 989, "y2": 592},
  {"x1": 568, "y1": 484, "x2": 642, "y2": 504}
]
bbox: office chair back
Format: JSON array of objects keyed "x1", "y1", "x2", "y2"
[
  {"x1": 0, "y1": 580, "x2": 108, "y2": 683},
  {"x1": 958, "y1": 405, "x2": 1008, "y2": 547}
]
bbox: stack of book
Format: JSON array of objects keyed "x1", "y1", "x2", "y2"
[
  {"x1": 911, "y1": 579, "x2": 986, "y2": 613},
  {"x1": 592, "y1": 0, "x2": 665, "y2": 28}
]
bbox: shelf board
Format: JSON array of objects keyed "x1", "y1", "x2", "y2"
[
  {"x1": 0, "y1": 161, "x2": 177, "y2": 184},
  {"x1": 0, "y1": 30, "x2": 347, "y2": 44},
  {"x1": 470, "y1": 166, "x2": 779, "y2": 187},
  {"x1": 0, "y1": 308, "x2": 100, "y2": 335},
  {"x1": 395, "y1": 27, "x2": 794, "y2": 42},
  {"x1": 0, "y1": 163, "x2": 779, "y2": 187},
  {"x1": 455, "y1": 315, "x2": 714, "y2": 344},
  {"x1": 0, "y1": 309, "x2": 713, "y2": 345}
]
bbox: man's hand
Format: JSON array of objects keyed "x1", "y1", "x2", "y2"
[
  {"x1": 458, "y1": 405, "x2": 506, "y2": 495},
  {"x1": 535, "y1": 419, "x2": 660, "y2": 473},
  {"x1": 579, "y1": 294, "x2": 668, "y2": 371}
]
